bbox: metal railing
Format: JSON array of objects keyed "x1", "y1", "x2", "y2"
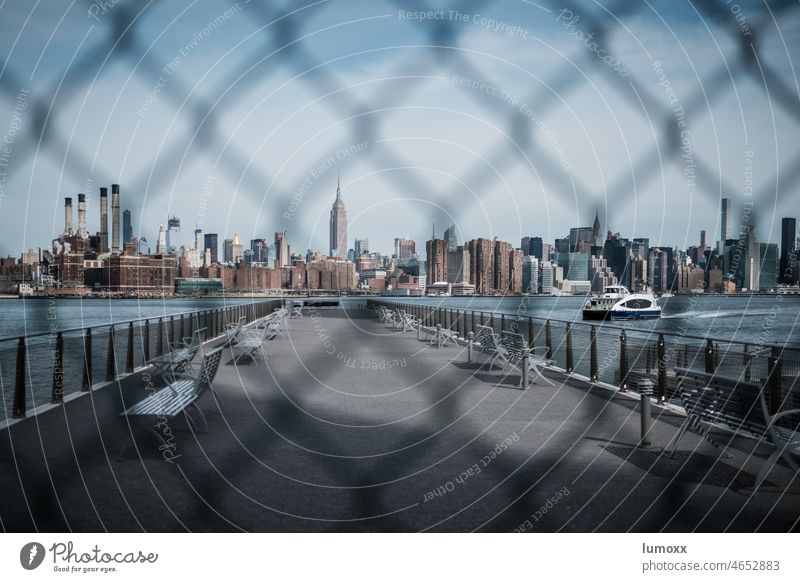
[
  {"x1": 367, "y1": 299, "x2": 800, "y2": 416},
  {"x1": 0, "y1": 299, "x2": 281, "y2": 422}
]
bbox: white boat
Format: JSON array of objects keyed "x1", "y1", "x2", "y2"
[{"x1": 582, "y1": 285, "x2": 661, "y2": 320}]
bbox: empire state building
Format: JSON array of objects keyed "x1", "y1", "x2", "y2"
[{"x1": 329, "y1": 176, "x2": 347, "y2": 258}]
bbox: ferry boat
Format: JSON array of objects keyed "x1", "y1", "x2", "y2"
[{"x1": 582, "y1": 285, "x2": 661, "y2": 320}]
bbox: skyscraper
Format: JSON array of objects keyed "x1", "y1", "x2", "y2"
[
  {"x1": 329, "y1": 176, "x2": 347, "y2": 258},
  {"x1": 493, "y1": 240, "x2": 512, "y2": 292},
  {"x1": 468, "y1": 238, "x2": 495, "y2": 295},
  {"x1": 275, "y1": 230, "x2": 290, "y2": 266},
  {"x1": 443, "y1": 224, "x2": 457, "y2": 251},
  {"x1": 720, "y1": 198, "x2": 732, "y2": 242},
  {"x1": 204, "y1": 233, "x2": 218, "y2": 264},
  {"x1": 426, "y1": 238, "x2": 448, "y2": 285},
  {"x1": 780, "y1": 217, "x2": 797, "y2": 284},
  {"x1": 123, "y1": 210, "x2": 132, "y2": 246},
  {"x1": 111, "y1": 183, "x2": 121, "y2": 253},
  {"x1": 592, "y1": 209, "x2": 602, "y2": 247},
  {"x1": 156, "y1": 224, "x2": 166, "y2": 255}
]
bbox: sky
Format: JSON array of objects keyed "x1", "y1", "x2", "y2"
[{"x1": 0, "y1": 0, "x2": 798, "y2": 257}]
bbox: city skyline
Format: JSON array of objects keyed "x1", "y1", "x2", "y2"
[{"x1": 1, "y1": 1, "x2": 798, "y2": 258}]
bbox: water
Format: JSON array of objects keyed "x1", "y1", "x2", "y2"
[
  {"x1": 0, "y1": 297, "x2": 264, "y2": 340},
  {"x1": 379, "y1": 295, "x2": 800, "y2": 346}
]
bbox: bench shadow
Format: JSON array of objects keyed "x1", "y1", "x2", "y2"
[{"x1": 602, "y1": 444, "x2": 772, "y2": 490}]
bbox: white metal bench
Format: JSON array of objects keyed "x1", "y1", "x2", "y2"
[{"x1": 672, "y1": 367, "x2": 800, "y2": 491}]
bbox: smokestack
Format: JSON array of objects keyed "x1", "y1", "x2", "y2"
[
  {"x1": 64, "y1": 197, "x2": 73, "y2": 236},
  {"x1": 77, "y1": 193, "x2": 87, "y2": 237},
  {"x1": 100, "y1": 187, "x2": 108, "y2": 252},
  {"x1": 111, "y1": 183, "x2": 120, "y2": 252}
]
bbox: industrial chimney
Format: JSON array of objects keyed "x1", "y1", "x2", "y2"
[
  {"x1": 64, "y1": 197, "x2": 73, "y2": 236},
  {"x1": 100, "y1": 187, "x2": 108, "y2": 252},
  {"x1": 77, "y1": 193, "x2": 87, "y2": 237},
  {"x1": 111, "y1": 183, "x2": 120, "y2": 253}
]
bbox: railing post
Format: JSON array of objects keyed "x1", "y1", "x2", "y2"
[
  {"x1": 768, "y1": 346, "x2": 782, "y2": 415},
  {"x1": 590, "y1": 325, "x2": 598, "y2": 382},
  {"x1": 126, "y1": 321, "x2": 135, "y2": 374},
  {"x1": 467, "y1": 331, "x2": 474, "y2": 363},
  {"x1": 106, "y1": 325, "x2": 117, "y2": 382},
  {"x1": 13, "y1": 337, "x2": 27, "y2": 418},
  {"x1": 743, "y1": 344, "x2": 751, "y2": 381},
  {"x1": 51, "y1": 331, "x2": 64, "y2": 403},
  {"x1": 82, "y1": 328, "x2": 93, "y2": 391},
  {"x1": 619, "y1": 329, "x2": 628, "y2": 391},
  {"x1": 170, "y1": 316, "x2": 177, "y2": 348},
  {"x1": 143, "y1": 319, "x2": 151, "y2": 365},
  {"x1": 565, "y1": 322, "x2": 573, "y2": 373},
  {"x1": 545, "y1": 320, "x2": 552, "y2": 360},
  {"x1": 657, "y1": 334, "x2": 666, "y2": 403},
  {"x1": 157, "y1": 318, "x2": 165, "y2": 356},
  {"x1": 500, "y1": 314, "x2": 506, "y2": 334},
  {"x1": 639, "y1": 378, "x2": 654, "y2": 448},
  {"x1": 705, "y1": 338, "x2": 714, "y2": 373},
  {"x1": 528, "y1": 318, "x2": 534, "y2": 347},
  {"x1": 436, "y1": 324, "x2": 442, "y2": 349}
]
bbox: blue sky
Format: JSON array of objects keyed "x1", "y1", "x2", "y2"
[{"x1": 0, "y1": 0, "x2": 798, "y2": 256}]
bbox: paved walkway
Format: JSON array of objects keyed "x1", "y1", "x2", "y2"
[{"x1": 1, "y1": 308, "x2": 798, "y2": 532}]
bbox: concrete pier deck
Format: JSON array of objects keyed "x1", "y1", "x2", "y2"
[{"x1": 1, "y1": 308, "x2": 798, "y2": 532}]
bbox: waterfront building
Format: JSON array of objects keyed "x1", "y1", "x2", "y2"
[
  {"x1": 493, "y1": 240, "x2": 512, "y2": 292},
  {"x1": 509, "y1": 248, "x2": 523, "y2": 293},
  {"x1": 588, "y1": 255, "x2": 617, "y2": 292},
  {"x1": 468, "y1": 238, "x2": 495, "y2": 295},
  {"x1": 521, "y1": 255, "x2": 538, "y2": 293},
  {"x1": 720, "y1": 197, "x2": 733, "y2": 247},
  {"x1": 329, "y1": 177, "x2": 347, "y2": 258},
  {"x1": 250, "y1": 238, "x2": 268, "y2": 263},
  {"x1": 426, "y1": 237, "x2": 448, "y2": 285},
  {"x1": 557, "y1": 252, "x2": 589, "y2": 281},
  {"x1": 446, "y1": 245, "x2": 470, "y2": 284},
  {"x1": 648, "y1": 248, "x2": 669, "y2": 293},
  {"x1": 156, "y1": 224, "x2": 167, "y2": 255},
  {"x1": 307, "y1": 258, "x2": 358, "y2": 291},
  {"x1": 781, "y1": 217, "x2": 797, "y2": 284},
  {"x1": 540, "y1": 261, "x2": 555, "y2": 294},
  {"x1": 758, "y1": 242, "x2": 779, "y2": 291}
]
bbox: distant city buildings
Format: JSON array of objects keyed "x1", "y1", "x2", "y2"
[{"x1": 329, "y1": 177, "x2": 347, "y2": 259}]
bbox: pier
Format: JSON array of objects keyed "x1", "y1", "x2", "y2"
[{"x1": 0, "y1": 301, "x2": 798, "y2": 532}]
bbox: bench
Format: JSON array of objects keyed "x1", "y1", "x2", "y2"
[
  {"x1": 492, "y1": 331, "x2": 554, "y2": 388},
  {"x1": 671, "y1": 367, "x2": 800, "y2": 490},
  {"x1": 224, "y1": 316, "x2": 247, "y2": 346},
  {"x1": 118, "y1": 346, "x2": 225, "y2": 459}
]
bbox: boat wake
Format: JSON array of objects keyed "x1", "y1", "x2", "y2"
[{"x1": 661, "y1": 309, "x2": 775, "y2": 320}]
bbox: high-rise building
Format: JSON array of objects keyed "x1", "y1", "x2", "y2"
[
  {"x1": 250, "y1": 238, "x2": 267, "y2": 263},
  {"x1": 99, "y1": 187, "x2": 108, "y2": 252},
  {"x1": 780, "y1": 217, "x2": 797, "y2": 284},
  {"x1": 443, "y1": 225, "x2": 457, "y2": 251},
  {"x1": 156, "y1": 224, "x2": 166, "y2": 255},
  {"x1": 493, "y1": 240, "x2": 512, "y2": 292},
  {"x1": 758, "y1": 242, "x2": 779, "y2": 291},
  {"x1": 700, "y1": 230, "x2": 707, "y2": 250},
  {"x1": 354, "y1": 238, "x2": 369, "y2": 258},
  {"x1": 123, "y1": 210, "x2": 133, "y2": 246},
  {"x1": 720, "y1": 197, "x2": 732, "y2": 242},
  {"x1": 447, "y1": 245, "x2": 470, "y2": 284},
  {"x1": 648, "y1": 248, "x2": 669, "y2": 292},
  {"x1": 204, "y1": 233, "x2": 218, "y2": 264},
  {"x1": 426, "y1": 238, "x2": 448, "y2": 285},
  {"x1": 275, "y1": 230, "x2": 290, "y2": 266},
  {"x1": 509, "y1": 248, "x2": 523, "y2": 293},
  {"x1": 329, "y1": 177, "x2": 347, "y2": 258},
  {"x1": 522, "y1": 255, "x2": 538, "y2": 293},
  {"x1": 111, "y1": 184, "x2": 121, "y2": 253},
  {"x1": 557, "y1": 252, "x2": 589, "y2": 281},
  {"x1": 540, "y1": 261, "x2": 555, "y2": 294},
  {"x1": 394, "y1": 238, "x2": 416, "y2": 260},
  {"x1": 592, "y1": 209, "x2": 603, "y2": 247},
  {"x1": 468, "y1": 238, "x2": 495, "y2": 295}
]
